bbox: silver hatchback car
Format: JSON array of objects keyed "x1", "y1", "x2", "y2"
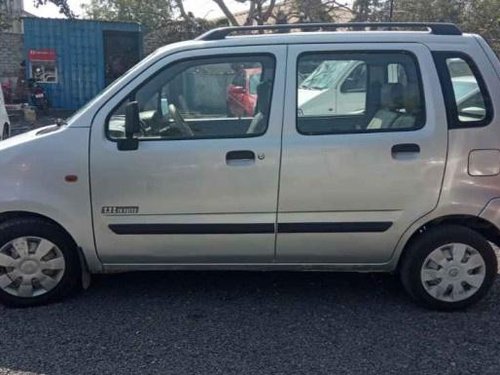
[{"x1": 0, "y1": 22, "x2": 499, "y2": 310}]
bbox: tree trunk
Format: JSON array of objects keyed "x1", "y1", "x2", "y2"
[{"x1": 212, "y1": 0, "x2": 240, "y2": 26}]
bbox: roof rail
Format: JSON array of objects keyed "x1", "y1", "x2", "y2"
[{"x1": 197, "y1": 22, "x2": 462, "y2": 41}]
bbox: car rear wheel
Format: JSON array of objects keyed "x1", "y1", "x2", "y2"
[
  {"x1": 400, "y1": 225, "x2": 497, "y2": 310},
  {"x1": 0, "y1": 218, "x2": 81, "y2": 307}
]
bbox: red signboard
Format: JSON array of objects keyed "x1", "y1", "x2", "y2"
[{"x1": 29, "y1": 49, "x2": 57, "y2": 61}]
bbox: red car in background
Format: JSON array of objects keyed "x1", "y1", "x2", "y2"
[{"x1": 227, "y1": 67, "x2": 262, "y2": 117}]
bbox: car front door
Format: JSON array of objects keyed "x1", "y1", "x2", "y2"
[
  {"x1": 90, "y1": 46, "x2": 286, "y2": 265},
  {"x1": 277, "y1": 43, "x2": 448, "y2": 264}
]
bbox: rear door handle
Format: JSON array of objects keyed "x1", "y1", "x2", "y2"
[
  {"x1": 391, "y1": 143, "x2": 420, "y2": 160},
  {"x1": 392, "y1": 143, "x2": 420, "y2": 154},
  {"x1": 226, "y1": 150, "x2": 255, "y2": 166}
]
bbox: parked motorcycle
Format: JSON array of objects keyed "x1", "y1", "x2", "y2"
[{"x1": 28, "y1": 78, "x2": 49, "y2": 115}]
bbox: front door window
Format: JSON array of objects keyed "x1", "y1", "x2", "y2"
[{"x1": 107, "y1": 55, "x2": 276, "y2": 140}]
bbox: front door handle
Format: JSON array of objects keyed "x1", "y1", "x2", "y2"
[{"x1": 226, "y1": 150, "x2": 255, "y2": 166}]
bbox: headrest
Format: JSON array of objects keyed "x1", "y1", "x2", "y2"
[
  {"x1": 403, "y1": 83, "x2": 422, "y2": 114},
  {"x1": 255, "y1": 80, "x2": 271, "y2": 115},
  {"x1": 380, "y1": 83, "x2": 404, "y2": 110}
]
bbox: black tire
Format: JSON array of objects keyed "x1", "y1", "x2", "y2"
[
  {"x1": 400, "y1": 225, "x2": 497, "y2": 311},
  {"x1": 0, "y1": 218, "x2": 81, "y2": 308}
]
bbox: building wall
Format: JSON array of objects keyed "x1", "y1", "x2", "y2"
[
  {"x1": 24, "y1": 18, "x2": 143, "y2": 109},
  {"x1": 0, "y1": 32, "x2": 23, "y2": 82}
]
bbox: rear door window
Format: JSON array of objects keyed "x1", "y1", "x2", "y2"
[{"x1": 297, "y1": 51, "x2": 425, "y2": 135}]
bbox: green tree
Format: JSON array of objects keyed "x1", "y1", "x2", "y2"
[
  {"x1": 82, "y1": 0, "x2": 176, "y2": 30},
  {"x1": 461, "y1": 0, "x2": 499, "y2": 52},
  {"x1": 352, "y1": 0, "x2": 382, "y2": 21},
  {"x1": 287, "y1": 0, "x2": 353, "y2": 23},
  {"x1": 82, "y1": 0, "x2": 278, "y2": 27},
  {"x1": 389, "y1": 0, "x2": 462, "y2": 23},
  {"x1": 350, "y1": 0, "x2": 499, "y2": 53}
]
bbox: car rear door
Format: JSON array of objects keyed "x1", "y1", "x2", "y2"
[{"x1": 277, "y1": 43, "x2": 448, "y2": 264}]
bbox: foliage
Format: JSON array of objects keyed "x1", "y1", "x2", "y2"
[
  {"x1": 33, "y1": 0, "x2": 74, "y2": 17},
  {"x1": 17, "y1": 0, "x2": 498, "y2": 54},
  {"x1": 282, "y1": 0, "x2": 353, "y2": 23},
  {"x1": 351, "y1": 0, "x2": 382, "y2": 21},
  {"x1": 82, "y1": 0, "x2": 176, "y2": 30},
  {"x1": 460, "y1": 0, "x2": 499, "y2": 53},
  {"x1": 353, "y1": 0, "x2": 499, "y2": 53}
]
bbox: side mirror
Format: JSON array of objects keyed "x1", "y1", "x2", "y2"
[
  {"x1": 118, "y1": 101, "x2": 140, "y2": 151},
  {"x1": 125, "y1": 101, "x2": 141, "y2": 137}
]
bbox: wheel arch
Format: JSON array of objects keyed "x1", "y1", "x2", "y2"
[
  {"x1": 0, "y1": 210, "x2": 79, "y2": 248},
  {"x1": 397, "y1": 214, "x2": 500, "y2": 271},
  {"x1": 0, "y1": 209, "x2": 96, "y2": 278}
]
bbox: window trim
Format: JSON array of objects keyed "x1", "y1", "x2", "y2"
[
  {"x1": 295, "y1": 50, "x2": 426, "y2": 136},
  {"x1": 105, "y1": 53, "x2": 276, "y2": 142},
  {"x1": 432, "y1": 51, "x2": 493, "y2": 129}
]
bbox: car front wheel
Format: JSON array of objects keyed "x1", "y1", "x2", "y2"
[{"x1": 0, "y1": 218, "x2": 81, "y2": 307}]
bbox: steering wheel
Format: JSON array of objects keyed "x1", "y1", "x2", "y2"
[
  {"x1": 138, "y1": 119, "x2": 150, "y2": 135},
  {"x1": 168, "y1": 104, "x2": 194, "y2": 137}
]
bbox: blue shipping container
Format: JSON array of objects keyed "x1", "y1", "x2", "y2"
[{"x1": 24, "y1": 18, "x2": 143, "y2": 110}]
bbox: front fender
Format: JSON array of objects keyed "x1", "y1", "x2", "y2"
[{"x1": 0, "y1": 126, "x2": 102, "y2": 272}]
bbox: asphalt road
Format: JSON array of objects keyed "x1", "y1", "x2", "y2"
[{"x1": 1, "y1": 271, "x2": 499, "y2": 375}]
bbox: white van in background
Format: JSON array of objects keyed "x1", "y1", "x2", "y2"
[{"x1": 298, "y1": 60, "x2": 367, "y2": 116}]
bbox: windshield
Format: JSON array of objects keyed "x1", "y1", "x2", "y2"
[{"x1": 300, "y1": 60, "x2": 352, "y2": 90}]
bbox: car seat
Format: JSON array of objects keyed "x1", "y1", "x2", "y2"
[
  {"x1": 247, "y1": 80, "x2": 271, "y2": 135},
  {"x1": 367, "y1": 83, "x2": 404, "y2": 130}
]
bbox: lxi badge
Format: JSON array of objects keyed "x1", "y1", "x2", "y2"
[{"x1": 101, "y1": 206, "x2": 139, "y2": 215}]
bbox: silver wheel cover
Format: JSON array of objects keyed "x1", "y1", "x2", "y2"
[
  {"x1": 0, "y1": 237, "x2": 66, "y2": 298},
  {"x1": 421, "y1": 243, "x2": 486, "y2": 302}
]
